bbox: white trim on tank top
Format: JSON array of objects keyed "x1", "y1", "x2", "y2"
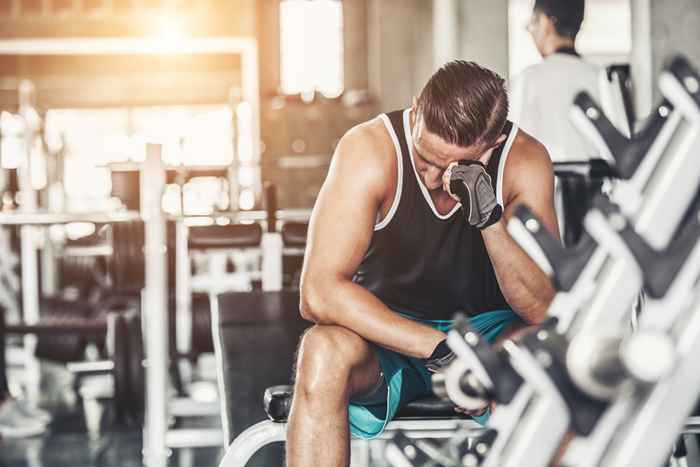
[
  {"x1": 403, "y1": 108, "x2": 519, "y2": 219},
  {"x1": 374, "y1": 113, "x2": 404, "y2": 231},
  {"x1": 403, "y1": 109, "x2": 461, "y2": 220},
  {"x1": 497, "y1": 122, "x2": 519, "y2": 206}
]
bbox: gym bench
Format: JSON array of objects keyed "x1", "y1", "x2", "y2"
[{"x1": 211, "y1": 290, "x2": 483, "y2": 467}]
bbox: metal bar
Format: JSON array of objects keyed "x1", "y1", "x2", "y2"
[
  {"x1": 17, "y1": 94, "x2": 41, "y2": 406},
  {"x1": 169, "y1": 398, "x2": 220, "y2": 418},
  {"x1": 175, "y1": 220, "x2": 192, "y2": 387},
  {"x1": 165, "y1": 429, "x2": 224, "y2": 449},
  {"x1": 7, "y1": 321, "x2": 106, "y2": 334},
  {"x1": 0, "y1": 210, "x2": 141, "y2": 225},
  {"x1": 0, "y1": 209, "x2": 312, "y2": 226},
  {"x1": 66, "y1": 360, "x2": 114, "y2": 375},
  {"x1": 142, "y1": 144, "x2": 169, "y2": 467},
  {"x1": 61, "y1": 245, "x2": 114, "y2": 257}
]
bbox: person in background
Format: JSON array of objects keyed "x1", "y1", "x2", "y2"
[
  {"x1": 509, "y1": 0, "x2": 600, "y2": 163},
  {"x1": 0, "y1": 308, "x2": 49, "y2": 439},
  {"x1": 510, "y1": 0, "x2": 611, "y2": 244}
]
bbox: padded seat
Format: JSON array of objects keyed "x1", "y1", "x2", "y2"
[
  {"x1": 189, "y1": 223, "x2": 262, "y2": 249},
  {"x1": 281, "y1": 222, "x2": 308, "y2": 248},
  {"x1": 263, "y1": 385, "x2": 465, "y2": 423}
]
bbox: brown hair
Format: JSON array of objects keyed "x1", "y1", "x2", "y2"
[{"x1": 417, "y1": 60, "x2": 508, "y2": 148}]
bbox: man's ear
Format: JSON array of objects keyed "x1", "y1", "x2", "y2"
[
  {"x1": 541, "y1": 13, "x2": 557, "y2": 36},
  {"x1": 478, "y1": 135, "x2": 508, "y2": 165},
  {"x1": 410, "y1": 97, "x2": 419, "y2": 126}
]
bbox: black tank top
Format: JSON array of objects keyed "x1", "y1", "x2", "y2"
[{"x1": 352, "y1": 109, "x2": 518, "y2": 320}]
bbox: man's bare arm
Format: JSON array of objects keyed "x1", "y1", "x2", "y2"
[
  {"x1": 481, "y1": 133, "x2": 559, "y2": 324},
  {"x1": 300, "y1": 124, "x2": 445, "y2": 358}
]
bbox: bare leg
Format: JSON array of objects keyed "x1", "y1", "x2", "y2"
[{"x1": 286, "y1": 325, "x2": 382, "y2": 467}]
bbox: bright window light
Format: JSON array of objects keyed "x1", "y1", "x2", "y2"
[
  {"x1": 45, "y1": 106, "x2": 236, "y2": 212},
  {"x1": 280, "y1": 0, "x2": 344, "y2": 98},
  {"x1": 238, "y1": 188, "x2": 255, "y2": 211}
]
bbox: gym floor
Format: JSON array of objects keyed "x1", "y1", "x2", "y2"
[
  {"x1": 0, "y1": 418, "x2": 392, "y2": 467},
  {"x1": 0, "y1": 417, "x2": 223, "y2": 467}
]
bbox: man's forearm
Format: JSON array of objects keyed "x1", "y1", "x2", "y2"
[
  {"x1": 481, "y1": 220, "x2": 555, "y2": 323},
  {"x1": 301, "y1": 277, "x2": 445, "y2": 358}
]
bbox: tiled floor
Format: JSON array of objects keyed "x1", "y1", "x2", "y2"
[
  {"x1": 0, "y1": 412, "x2": 394, "y2": 467},
  {"x1": 0, "y1": 410, "x2": 223, "y2": 467}
]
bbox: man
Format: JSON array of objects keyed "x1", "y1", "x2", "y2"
[
  {"x1": 287, "y1": 60, "x2": 559, "y2": 466},
  {"x1": 509, "y1": 0, "x2": 602, "y2": 163}
]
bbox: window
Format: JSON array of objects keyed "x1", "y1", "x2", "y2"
[
  {"x1": 508, "y1": 0, "x2": 631, "y2": 78},
  {"x1": 44, "y1": 105, "x2": 236, "y2": 213},
  {"x1": 280, "y1": 0, "x2": 344, "y2": 97}
]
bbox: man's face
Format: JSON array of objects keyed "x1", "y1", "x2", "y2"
[
  {"x1": 410, "y1": 111, "x2": 494, "y2": 191},
  {"x1": 526, "y1": 8, "x2": 550, "y2": 57}
]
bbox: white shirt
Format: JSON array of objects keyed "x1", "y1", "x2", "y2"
[{"x1": 509, "y1": 52, "x2": 603, "y2": 163}]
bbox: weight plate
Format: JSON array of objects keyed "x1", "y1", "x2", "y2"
[
  {"x1": 108, "y1": 312, "x2": 131, "y2": 422},
  {"x1": 124, "y1": 310, "x2": 145, "y2": 418}
]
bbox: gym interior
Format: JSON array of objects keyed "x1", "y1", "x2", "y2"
[{"x1": 0, "y1": 1, "x2": 699, "y2": 466}]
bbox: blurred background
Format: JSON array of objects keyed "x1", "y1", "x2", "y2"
[
  {"x1": 0, "y1": 1, "x2": 698, "y2": 467},
  {"x1": 0, "y1": 0, "x2": 657, "y2": 215}
]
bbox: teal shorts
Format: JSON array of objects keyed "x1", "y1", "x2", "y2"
[{"x1": 348, "y1": 309, "x2": 522, "y2": 440}]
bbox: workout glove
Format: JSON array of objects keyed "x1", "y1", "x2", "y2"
[
  {"x1": 448, "y1": 161, "x2": 502, "y2": 229},
  {"x1": 424, "y1": 339, "x2": 456, "y2": 373}
]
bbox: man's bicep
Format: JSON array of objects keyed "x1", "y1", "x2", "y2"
[
  {"x1": 303, "y1": 147, "x2": 384, "y2": 283},
  {"x1": 504, "y1": 148, "x2": 560, "y2": 240}
]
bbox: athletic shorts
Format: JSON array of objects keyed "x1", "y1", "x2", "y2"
[{"x1": 347, "y1": 309, "x2": 522, "y2": 440}]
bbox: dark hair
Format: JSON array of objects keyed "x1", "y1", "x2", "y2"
[
  {"x1": 416, "y1": 60, "x2": 508, "y2": 148},
  {"x1": 534, "y1": 0, "x2": 585, "y2": 40}
]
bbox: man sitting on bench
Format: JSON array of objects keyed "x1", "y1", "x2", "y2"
[{"x1": 287, "y1": 60, "x2": 559, "y2": 467}]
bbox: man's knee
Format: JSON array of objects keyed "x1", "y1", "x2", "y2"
[{"x1": 294, "y1": 325, "x2": 369, "y2": 394}]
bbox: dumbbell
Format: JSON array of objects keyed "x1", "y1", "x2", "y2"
[{"x1": 4, "y1": 309, "x2": 144, "y2": 420}]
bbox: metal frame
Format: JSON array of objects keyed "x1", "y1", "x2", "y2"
[
  {"x1": 218, "y1": 418, "x2": 483, "y2": 467},
  {"x1": 479, "y1": 60, "x2": 700, "y2": 467}
]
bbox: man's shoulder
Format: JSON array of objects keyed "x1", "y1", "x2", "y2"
[
  {"x1": 501, "y1": 128, "x2": 554, "y2": 204},
  {"x1": 331, "y1": 115, "x2": 398, "y2": 189},
  {"x1": 335, "y1": 116, "x2": 396, "y2": 170},
  {"x1": 505, "y1": 129, "x2": 553, "y2": 181},
  {"x1": 509, "y1": 128, "x2": 551, "y2": 167}
]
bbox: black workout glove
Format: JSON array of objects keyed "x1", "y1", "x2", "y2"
[
  {"x1": 448, "y1": 161, "x2": 502, "y2": 230},
  {"x1": 424, "y1": 339, "x2": 456, "y2": 373}
]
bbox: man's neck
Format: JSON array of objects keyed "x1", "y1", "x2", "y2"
[
  {"x1": 429, "y1": 188, "x2": 458, "y2": 215},
  {"x1": 542, "y1": 37, "x2": 576, "y2": 58}
]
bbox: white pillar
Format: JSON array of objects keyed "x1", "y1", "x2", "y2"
[
  {"x1": 433, "y1": 0, "x2": 459, "y2": 70},
  {"x1": 142, "y1": 143, "x2": 169, "y2": 467}
]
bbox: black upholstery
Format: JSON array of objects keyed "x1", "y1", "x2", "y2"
[
  {"x1": 262, "y1": 385, "x2": 464, "y2": 423},
  {"x1": 213, "y1": 291, "x2": 309, "y2": 466},
  {"x1": 213, "y1": 291, "x2": 467, "y2": 467},
  {"x1": 189, "y1": 223, "x2": 262, "y2": 249},
  {"x1": 553, "y1": 160, "x2": 615, "y2": 248}
]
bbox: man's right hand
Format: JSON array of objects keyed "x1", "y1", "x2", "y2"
[{"x1": 424, "y1": 339, "x2": 457, "y2": 373}]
